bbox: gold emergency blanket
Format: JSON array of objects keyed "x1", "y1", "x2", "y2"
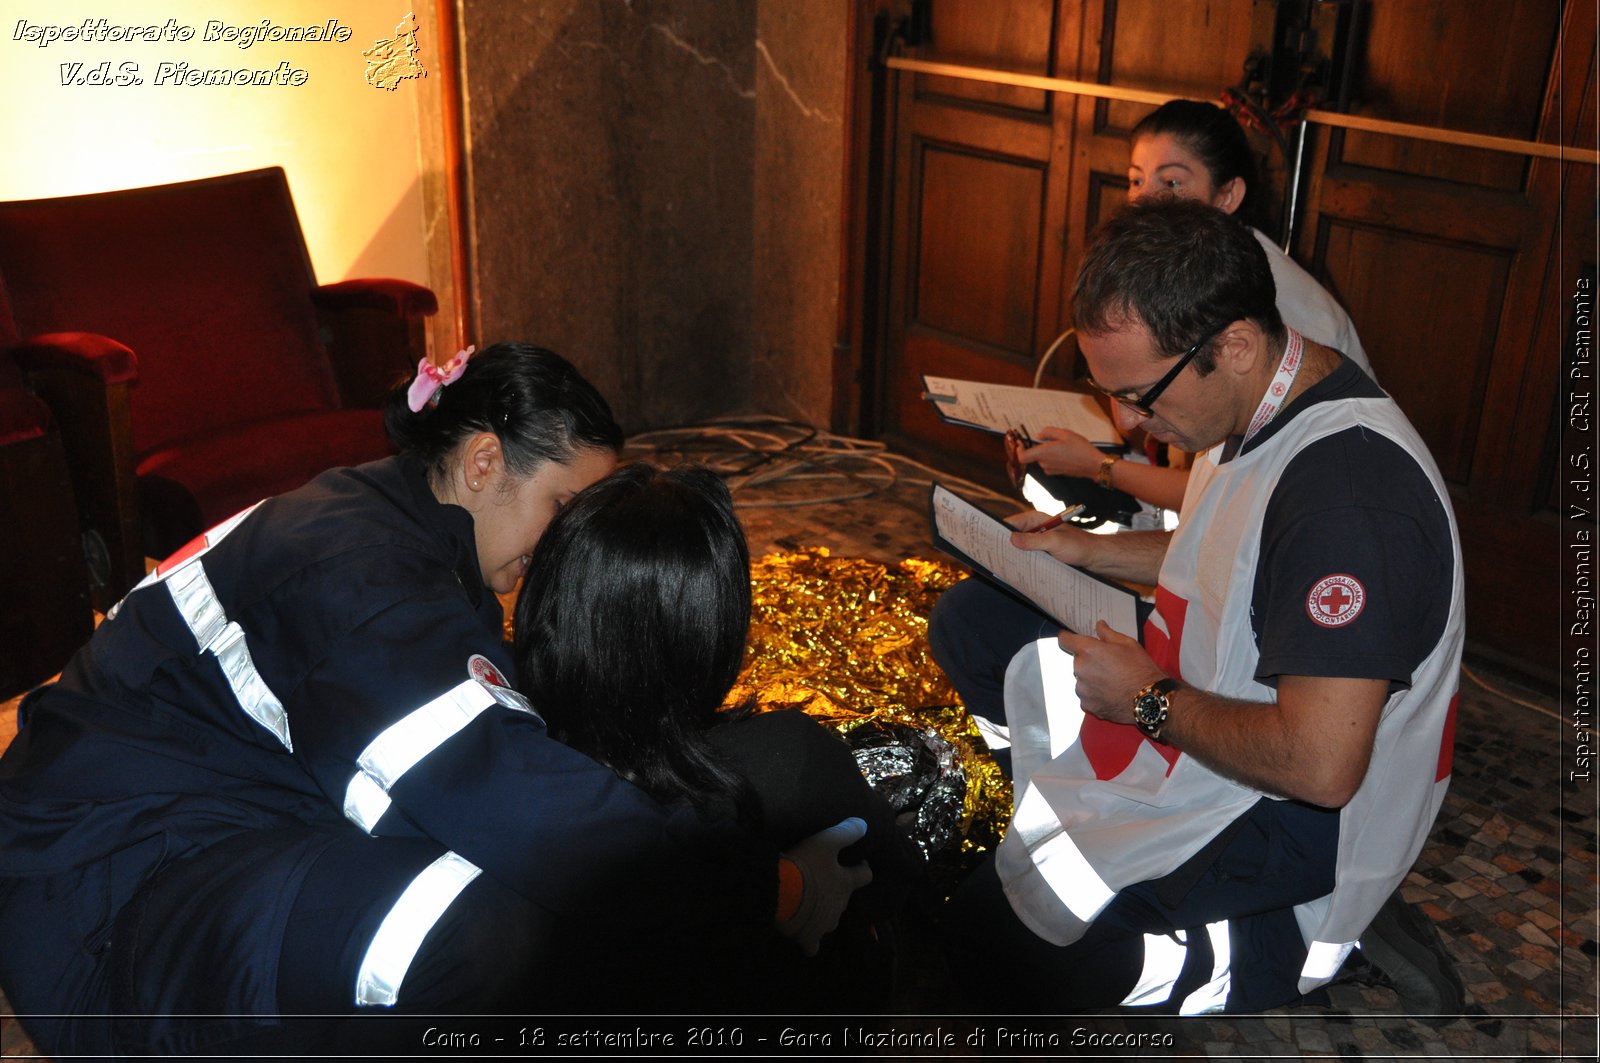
[{"x1": 726, "y1": 549, "x2": 1011, "y2": 865}]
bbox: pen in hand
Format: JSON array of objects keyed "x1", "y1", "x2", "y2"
[{"x1": 1032, "y1": 503, "x2": 1086, "y2": 532}]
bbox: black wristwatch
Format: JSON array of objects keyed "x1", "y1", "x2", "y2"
[{"x1": 1132, "y1": 677, "x2": 1181, "y2": 741}]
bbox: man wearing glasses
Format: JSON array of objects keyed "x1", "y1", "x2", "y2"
[{"x1": 933, "y1": 199, "x2": 1464, "y2": 1017}]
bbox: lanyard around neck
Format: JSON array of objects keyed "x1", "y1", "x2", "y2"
[{"x1": 1241, "y1": 328, "x2": 1305, "y2": 448}]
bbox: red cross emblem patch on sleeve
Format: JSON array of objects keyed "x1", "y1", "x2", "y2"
[
  {"x1": 1307, "y1": 574, "x2": 1366, "y2": 627},
  {"x1": 468, "y1": 653, "x2": 509, "y2": 688}
]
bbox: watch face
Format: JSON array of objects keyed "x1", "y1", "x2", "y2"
[{"x1": 1133, "y1": 687, "x2": 1168, "y2": 732}]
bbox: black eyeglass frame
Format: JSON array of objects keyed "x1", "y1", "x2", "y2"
[{"x1": 1088, "y1": 327, "x2": 1221, "y2": 418}]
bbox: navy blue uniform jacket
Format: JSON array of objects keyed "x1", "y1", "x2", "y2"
[{"x1": 0, "y1": 455, "x2": 774, "y2": 1015}]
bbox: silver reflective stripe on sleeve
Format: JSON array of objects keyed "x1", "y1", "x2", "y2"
[
  {"x1": 110, "y1": 501, "x2": 263, "y2": 621},
  {"x1": 342, "y1": 679, "x2": 530, "y2": 834},
  {"x1": 343, "y1": 771, "x2": 393, "y2": 834},
  {"x1": 1177, "y1": 920, "x2": 1232, "y2": 1015},
  {"x1": 353, "y1": 851, "x2": 483, "y2": 1007},
  {"x1": 1011, "y1": 784, "x2": 1116, "y2": 921},
  {"x1": 166, "y1": 558, "x2": 291, "y2": 750}
]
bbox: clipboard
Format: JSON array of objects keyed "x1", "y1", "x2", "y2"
[{"x1": 928, "y1": 483, "x2": 1150, "y2": 640}]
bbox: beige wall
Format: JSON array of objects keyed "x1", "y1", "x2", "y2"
[
  {"x1": 0, "y1": 1, "x2": 433, "y2": 289},
  {"x1": 460, "y1": 0, "x2": 848, "y2": 431}
]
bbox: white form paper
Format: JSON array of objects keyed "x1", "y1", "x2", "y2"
[
  {"x1": 921, "y1": 376, "x2": 1123, "y2": 445},
  {"x1": 931, "y1": 484, "x2": 1140, "y2": 639}
]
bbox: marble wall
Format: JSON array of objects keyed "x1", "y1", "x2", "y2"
[{"x1": 459, "y1": 0, "x2": 848, "y2": 431}]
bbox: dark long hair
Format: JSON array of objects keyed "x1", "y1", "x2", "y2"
[
  {"x1": 384, "y1": 342, "x2": 623, "y2": 476},
  {"x1": 512, "y1": 463, "x2": 755, "y2": 816},
  {"x1": 1131, "y1": 100, "x2": 1262, "y2": 228}
]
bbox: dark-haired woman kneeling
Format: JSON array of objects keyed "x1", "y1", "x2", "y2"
[{"x1": 515, "y1": 463, "x2": 918, "y2": 1011}]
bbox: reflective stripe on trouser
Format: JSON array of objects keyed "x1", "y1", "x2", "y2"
[
  {"x1": 1010, "y1": 784, "x2": 1115, "y2": 922},
  {"x1": 1303, "y1": 938, "x2": 1355, "y2": 985},
  {"x1": 344, "y1": 678, "x2": 537, "y2": 833},
  {"x1": 353, "y1": 851, "x2": 483, "y2": 1006},
  {"x1": 1117, "y1": 920, "x2": 1232, "y2": 1015},
  {"x1": 1036, "y1": 639, "x2": 1083, "y2": 760},
  {"x1": 165, "y1": 553, "x2": 291, "y2": 750}
]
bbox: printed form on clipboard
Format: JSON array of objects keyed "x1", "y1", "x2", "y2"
[
  {"x1": 921, "y1": 375, "x2": 1123, "y2": 446},
  {"x1": 929, "y1": 484, "x2": 1145, "y2": 640}
]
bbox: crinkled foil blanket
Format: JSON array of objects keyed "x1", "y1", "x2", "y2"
[{"x1": 725, "y1": 549, "x2": 1010, "y2": 872}]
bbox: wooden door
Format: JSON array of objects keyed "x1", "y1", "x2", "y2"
[
  {"x1": 1292, "y1": 0, "x2": 1593, "y2": 682},
  {"x1": 875, "y1": 0, "x2": 1263, "y2": 483},
  {"x1": 861, "y1": 0, "x2": 1589, "y2": 681}
]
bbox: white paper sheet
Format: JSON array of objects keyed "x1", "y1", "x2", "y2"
[
  {"x1": 930, "y1": 484, "x2": 1140, "y2": 639},
  {"x1": 922, "y1": 375, "x2": 1122, "y2": 445}
]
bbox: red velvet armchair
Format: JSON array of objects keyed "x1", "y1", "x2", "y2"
[{"x1": 0, "y1": 167, "x2": 437, "y2": 602}]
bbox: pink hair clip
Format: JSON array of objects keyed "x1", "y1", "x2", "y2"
[{"x1": 407, "y1": 345, "x2": 476, "y2": 412}]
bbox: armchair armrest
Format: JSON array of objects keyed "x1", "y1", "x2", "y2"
[
  {"x1": 8, "y1": 332, "x2": 143, "y2": 604},
  {"x1": 313, "y1": 278, "x2": 438, "y2": 319},
  {"x1": 11, "y1": 331, "x2": 139, "y2": 385},
  {"x1": 312, "y1": 278, "x2": 438, "y2": 409}
]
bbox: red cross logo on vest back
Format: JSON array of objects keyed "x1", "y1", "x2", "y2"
[
  {"x1": 1306, "y1": 574, "x2": 1366, "y2": 627},
  {"x1": 1080, "y1": 714, "x2": 1183, "y2": 779},
  {"x1": 1075, "y1": 585, "x2": 1190, "y2": 781}
]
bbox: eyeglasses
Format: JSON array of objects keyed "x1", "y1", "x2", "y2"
[{"x1": 1087, "y1": 328, "x2": 1219, "y2": 419}]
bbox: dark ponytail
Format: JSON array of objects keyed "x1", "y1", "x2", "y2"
[{"x1": 384, "y1": 342, "x2": 623, "y2": 476}]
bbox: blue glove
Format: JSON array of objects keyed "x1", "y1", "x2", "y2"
[{"x1": 776, "y1": 817, "x2": 874, "y2": 957}]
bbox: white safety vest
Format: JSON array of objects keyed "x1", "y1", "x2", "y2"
[{"x1": 996, "y1": 394, "x2": 1463, "y2": 1005}]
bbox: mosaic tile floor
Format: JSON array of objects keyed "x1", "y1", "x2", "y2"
[{"x1": 3, "y1": 427, "x2": 1595, "y2": 1059}]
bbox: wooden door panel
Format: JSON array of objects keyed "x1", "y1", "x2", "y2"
[
  {"x1": 914, "y1": 146, "x2": 1047, "y2": 355},
  {"x1": 1085, "y1": 171, "x2": 1130, "y2": 232},
  {"x1": 1311, "y1": 177, "x2": 1540, "y2": 247},
  {"x1": 906, "y1": 104, "x2": 1055, "y2": 157},
  {"x1": 1316, "y1": 220, "x2": 1510, "y2": 486},
  {"x1": 1099, "y1": 0, "x2": 1257, "y2": 131},
  {"x1": 916, "y1": 0, "x2": 1056, "y2": 112},
  {"x1": 1341, "y1": 0, "x2": 1563, "y2": 190}
]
